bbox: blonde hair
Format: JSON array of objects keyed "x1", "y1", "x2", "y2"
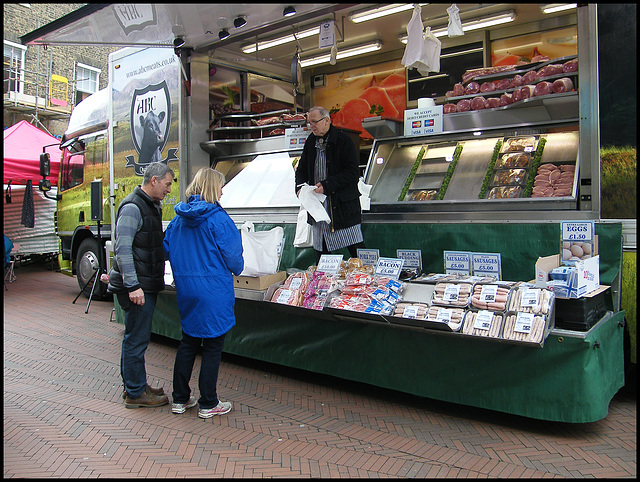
[{"x1": 185, "y1": 168, "x2": 225, "y2": 203}]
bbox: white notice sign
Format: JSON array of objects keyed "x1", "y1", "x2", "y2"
[{"x1": 404, "y1": 106, "x2": 444, "y2": 136}]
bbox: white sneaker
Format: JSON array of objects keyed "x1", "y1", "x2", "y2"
[
  {"x1": 171, "y1": 396, "x2": 197, "y2": 414},
  {"x1": 198, "y1": 400, "x2": 232, "y2": 418}
]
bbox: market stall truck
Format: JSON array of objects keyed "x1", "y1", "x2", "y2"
[{"x1": 38, "y1": 46, "x2": 203, "y2": 299}]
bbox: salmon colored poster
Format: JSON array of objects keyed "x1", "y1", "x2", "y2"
[
  {"x1": 313, "y1": 60, "x2": 406, "y2": 140},
  {"x1": 491, "y1": 27, "x2": 577, "y2": 66}
]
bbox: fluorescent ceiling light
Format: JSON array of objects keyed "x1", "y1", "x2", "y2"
[
  {"x1": 242, "y1": 26, "x2": 319, "y2": 53},
  {"x1": 399, "y1": 10, "x2": 516, "y2": 40},
  {"x1": 300, "y1": 41, "x2": 382, "y2": 68},
  {"x1": 349, "y1": 4, "x2": 416, "y2": 23},
  {"x1": 541, "y1": 4, "x2": 577, "y2": 14}
]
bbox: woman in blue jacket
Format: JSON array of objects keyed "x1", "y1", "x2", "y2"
[{"x1": 163, "y1": 168, "x2": 244, "y2": 419}]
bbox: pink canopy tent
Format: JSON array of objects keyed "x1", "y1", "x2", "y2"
[{"x1": 3, "y1": 120, "x2": 61, "y2": 186}]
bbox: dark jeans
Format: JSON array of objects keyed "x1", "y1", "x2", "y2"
[
  {"x1": 172, "y1": 331, "x2": 226, "y2": 409},
  {"x1": 315, "y1": 241, "x2": 366, "y2": 264},
  {"x1": 119, "y1": 291, "x2": 157, "y2": 399}
]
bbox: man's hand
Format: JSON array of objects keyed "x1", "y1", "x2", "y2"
[
  {"x1": 314, "y1": 182, "x2": 324, "y2": 194},
  {"x1": 129, "y1": 288, "x2": 145, "y2": 306}
]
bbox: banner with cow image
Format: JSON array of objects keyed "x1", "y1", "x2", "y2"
[{"x1": 109, "y1": 47, "x2": 180, "y2": 220}]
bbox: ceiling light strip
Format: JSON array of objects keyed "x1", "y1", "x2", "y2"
[
  {"x1": 541, "y1": 4, "x2": 577, "y2": 14},
  {"x1": 300, "y1": 41, "x2": 382, "y2": 68},
  {"x1": 400, "y1": 10, "x2": 516, "y2": 42},
  {"x1": 349, "y1": 4, "x2": 415, "y2": 23},
  {"x1": 242, "y1": 26, "x2": 319, "y2": 54}
]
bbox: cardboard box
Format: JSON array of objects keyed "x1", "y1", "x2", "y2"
[
  {"x1": 535, "y1": 254, "x2": 601, "y2": 298},
  {"x1": 233, "y1": 271, "x2": 286, "y2": 291}
]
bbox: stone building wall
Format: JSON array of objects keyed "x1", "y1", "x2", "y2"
[{"x1": 4, "y1": 3, "x2": 118, "y2": 136}]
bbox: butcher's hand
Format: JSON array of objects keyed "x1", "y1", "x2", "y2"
[
  {"x1": 129, "y1": 288, "x2": 145, "y2": 306},
  {"x1": 314, "y1": 182, "x2": 324, "y2": 194}
]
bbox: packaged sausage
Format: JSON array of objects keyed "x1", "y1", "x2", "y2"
[{"x1": 431, "y1": 282, "x2": 473, "y2": 308}]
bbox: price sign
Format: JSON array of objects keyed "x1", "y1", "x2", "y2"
[
  {"x1": 276, "y1": 288, "x2": 293, "y2": 304},
  {"x1": 471, "y1": 252, "x2": 502, "y2": 280},
  {"x1": 480, "y1": 285, "x2": 498, "y2": 303},
  {"x1": 514, "y1": 312, "x2": 534, "y2": 334},
  {"x1": 443, "y1": 284, "x2": 460, "y2": 302},
  {"x1": 444, "y1": 251, "x2": 471, "y2": 275},
  {"x1": 397, "y1": 249, "x2": 422, "y2": 270},
  {"x1": 520, "y1": 288, "x2": 540, "y2": 308},
  {"x1": 473, "y1": 310, "x2": 494, "y2": 331},
  {"x1": 317, "y1": 254, "x2": 343, "y2": 274},
  {"x1": 357, "y1": 249, "x2": 379, "y2": 266},
  {"x1": 434, "y1": 307, "x2": 452, "y2": 323},
  {"x1": 402, "y1": 305, "x2": 419, "y2": 319},
  {"x1": 288, "y1": 277, "x2": 303, "y2": 291},
  {"x1": 374, "y1": 257, "x2": 404, "y2": 279},
  {"x1": 562, "y1": 221, "x2": 594, "y2": 242}
]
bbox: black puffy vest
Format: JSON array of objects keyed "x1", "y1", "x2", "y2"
[{"x1": 110, "y1": 186, "x2": 165, "y2": 293}]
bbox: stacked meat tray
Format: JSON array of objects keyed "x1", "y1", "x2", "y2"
[
  {"x1": 265, "y1": 260, "x2": 555, "y2": 347},
  {"x1": 208, "y1": 109, "x2": 306, "y2": 140},
  {"x1": 443, "y1": 55, "x2": 578, "y2": 114}
]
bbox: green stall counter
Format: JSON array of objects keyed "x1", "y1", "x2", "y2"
[{"x1": 113, "y1": 221, "x2": 625, "y2": 423}]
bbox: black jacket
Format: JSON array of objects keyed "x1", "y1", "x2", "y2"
[
  {"x1": 295, "y1": 124, "x2": 361, "y2": 231},
  {"x1": 109, "y1": 186, "x2": 165, "y2": 294}
]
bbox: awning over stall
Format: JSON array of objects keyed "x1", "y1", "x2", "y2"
[{"x1": 3, "y1": 121, "x2": 61, "y2": 186}]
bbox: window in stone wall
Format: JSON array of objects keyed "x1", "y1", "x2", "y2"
[
  {"x1": 75, "y1": 62, "x2": 101, "y2": 104},
  {"x1": 4, "y1": 40, "x2": 26, "y2": 94}
]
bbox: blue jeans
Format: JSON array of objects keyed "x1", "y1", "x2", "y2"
[
  {"x1": 172, "y1": 331, "x2": 226, "y2": 410},
  {"x1": 120, "y1": 292, "x2": 157, "y2": 398}
]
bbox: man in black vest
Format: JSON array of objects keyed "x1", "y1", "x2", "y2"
[{"x1": 108, "y1": 162, "x2": 174, "y2": 408}]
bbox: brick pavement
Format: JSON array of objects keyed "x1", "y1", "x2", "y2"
[{"x1": 3, "y1": 261, "x2": 637, "y2": 478}]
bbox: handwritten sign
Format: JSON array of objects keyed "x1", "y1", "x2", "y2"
[
  {"x1": 471, "y1": 252, "x2": 502, "y2": 279},
  {"x1": 374, "y1": 257, "x2": 404, "y2": 279},
  {"x1": 357, "y1": 248, "x2": 380, "y2": 266},
  {"x1": 397, "y1": 249, "x2": 422, "y2": 270},
  {"x1": 444, "y1": 251, "x2": 471, "y2": 275},
  {"x1": 317, "y1": 254, "x2": 343, "y2": 274}
]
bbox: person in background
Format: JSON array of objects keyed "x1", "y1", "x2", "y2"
[
  {"x1": 107, "y1": 162, "x2": 175, "y2": 408},
  {"x1": 295, "y1": 106, "x2": 365, "y2": 263},
  {"x1": 4, "y1": 233, "x2": 14, "y2": 268},
  {"x1": 163, "y1": 168, "x2": 244, "y2": 419}
]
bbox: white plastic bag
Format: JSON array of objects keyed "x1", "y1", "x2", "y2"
[
  {"x1": 239, "y1": 222, "x2": 284, "y2": 276},
  {"x1": 293, "y1": 208, "x2": 313, "y2": 248},
  {"x1": 447, "y1": 4, "x2": 464, "y2": 37},
  {"x1": 401, "y1": 5, "x2": 425, "y2": 69},
  {"x1": 401, "y1": 5, "x2": 442, "y2": 75},
  {"x1": 420, "y1": 27, "x2": 442, "y2": 75},
  {"x1": 298, "y1": 183, "x2": 330, "y2": 223}
]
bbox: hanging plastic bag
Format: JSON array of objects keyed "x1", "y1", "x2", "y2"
[
  {"x1": 419, "y1": 27, "x2": 442, "y2": 75},
  {"x1": 293, "y1": 207, "x2": 313, "y2": 248},
  {"x1": 239, "y1": 222, "x2": 284, "y2": 276},
  {"x1": 447, "y1": 4, "x2": 464, "y2": 37},
  {"x1": 401, "y1": 5, "x2": 424, "y2": 69},
  {"x1": 401, "y1": 5, "x2": 442, "y2": 75}
]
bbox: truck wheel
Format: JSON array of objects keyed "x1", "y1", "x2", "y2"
[{"x1": 76, "y1": 238, "x2": 109, "y2": 300}]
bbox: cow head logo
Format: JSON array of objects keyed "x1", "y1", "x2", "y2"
[{"x1": 126, "y1": 81, "x2": 176, "y2": 175}]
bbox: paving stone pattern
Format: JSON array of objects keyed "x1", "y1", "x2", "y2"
[{"x1": 4, "y1": 263, "x2": 637, "y2": 478}]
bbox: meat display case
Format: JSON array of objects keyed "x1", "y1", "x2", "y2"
[{"x1": 362, "y1": 91, "x2": 588, "y2": 222}]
